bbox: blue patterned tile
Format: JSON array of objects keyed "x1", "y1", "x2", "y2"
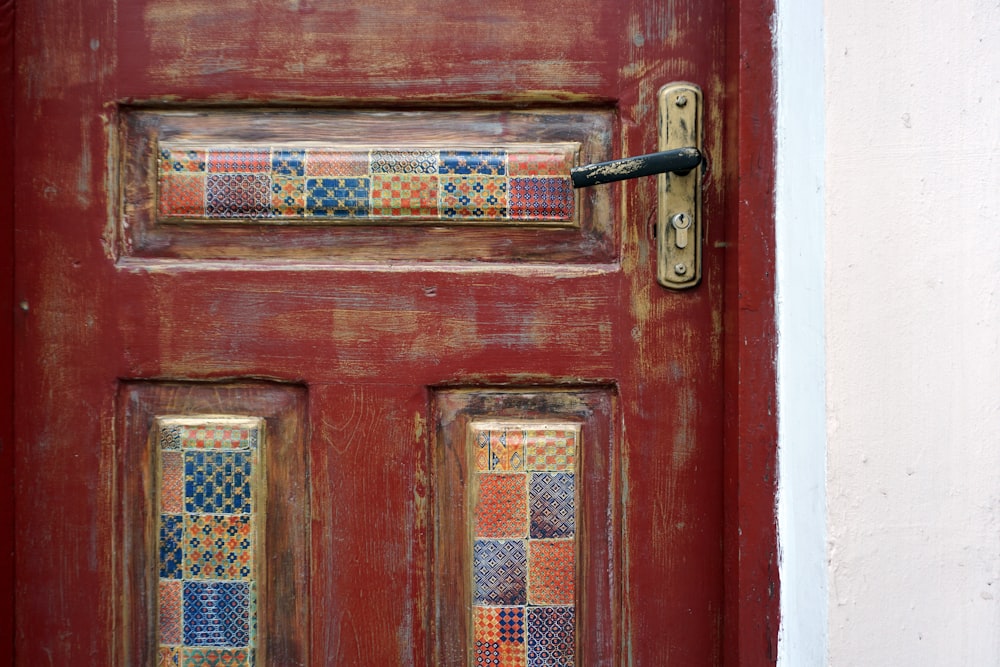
[
  {"x1": 304, "y1": 177, "x2": 370, "y2": 217},
  {"x1": 526, "y1": 606, "x2": 574, "y2": 667},
  {"x1": 440, "y1": 150, "x2": 506, "y2": 175},
  {"x1": 160, "y1": 514, "x2": 184, "y2": 579},
  {"x1": 529, "y1": 473, "x2": 575, "y2": 539},
  {"x1": 474, "y1": 539, "x2": 527, "y2": 605},
  {"x1": 271, "y1": 148, "x2": 306, "y2": 176},
  {"x1": 182, "y1": 581, "x2": 251, "y2": 647},
  {"x1": 184, "y1": 450, "x2": 253, "y2": 514}
]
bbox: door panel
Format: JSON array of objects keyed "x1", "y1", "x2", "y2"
[
  {"x1": 117, "y1": 108, "x2": 614, "y2": 262},
  {"x1": 16, "y1": 1, "x2": 735, "y2": 664},
  {"x1": 118, "y1": 382, "x2": 309, "y2": 665},
  {"x1": 433, "y1": 388, "x2": 618, "y2": 665}
]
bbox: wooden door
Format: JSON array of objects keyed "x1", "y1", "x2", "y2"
[{"x1": 12, "y1": 1, "x2": 780, "y2": 665}]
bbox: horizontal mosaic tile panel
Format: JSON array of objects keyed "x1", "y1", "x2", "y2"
[
  {"x1": 471, "y1": 423, "x2": 580, "y2": 667},
  {"x1": 157, "y1": 416, "x2": 263, "y2": 667},
  {"x1": 157, "y1": 145, "x2": 577, "y2": 223}
]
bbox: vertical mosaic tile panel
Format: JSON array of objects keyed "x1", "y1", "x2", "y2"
[
  {"x1": 157, "y1": 145, "x2": 576, "y2": 223},
  {"x1": 156, "y1": 416, "x2": 263, "y2": 667},
  {"x1": 471, "y1": 423, "x2": 579, "y2": 667}
]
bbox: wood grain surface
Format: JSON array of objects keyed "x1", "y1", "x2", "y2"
[{"x1": 12, "y1": 0, "x2": 779, "y2": 664}]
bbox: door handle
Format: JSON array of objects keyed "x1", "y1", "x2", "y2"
[
  {"x1": 570, "y1": 82, "x2": 704, "y2": 289},
  {"x1": 569, "y1": 147, "x2": 702, "y2": 188}
]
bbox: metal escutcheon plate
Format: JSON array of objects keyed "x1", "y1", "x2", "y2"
[{"x1": 656, "y1": 82, "x2": 703, "y2": 289}]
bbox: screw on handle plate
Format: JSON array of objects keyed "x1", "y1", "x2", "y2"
[{"x1": 570, "y1": 147, "x2": 703, "y2": 188}]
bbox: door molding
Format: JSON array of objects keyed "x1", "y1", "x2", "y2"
[
  {"x1": 1, "y1": 0, "x2": 15, "y2": 660},
  {"x1": 721, "y1": 0, "x2": 780, "y2": 663}
]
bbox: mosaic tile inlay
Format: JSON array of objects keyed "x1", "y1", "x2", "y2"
[
  {"x1": 157, "y1": 145, "x2": 576, "y2": 223},
  {"x1": 471, "y1": 423, "x2": 579, "y2": 667},
  {"x1": 156, "y1": 416, "x2": 262, "y2": 665}
]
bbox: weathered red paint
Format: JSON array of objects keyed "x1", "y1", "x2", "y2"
[
  {"x1": 12, "y1": 1, "x2": 779, "y2": 665},
  {"x1": 1, "y1": 0, "x2": 14, "y2": 662},
  {"x1": 722, "y1": 1, "x2": 781, "y2": 664}
]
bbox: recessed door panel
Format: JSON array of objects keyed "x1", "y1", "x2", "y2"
[
  {"x1": 118, "y1": 109, "x2": 614, "y2": 263},
  {"x1": 117, "y1": 383, "x2": 308, "y2": 666},
  {"x1": 433, "y1": 388, "x2": 619, "y2": 665}
]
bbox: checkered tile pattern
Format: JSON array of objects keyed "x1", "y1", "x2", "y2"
[
  {"x1": 474, "y1": 606, "x2": 526, "y2": 666},
  {"x1": 524, "y1": 429, "x2": 576, "y2": 472},
  {"x1": 174, "y1": 423, "x2": 257, "y2": 450},
  {"x1": 508, "y1": 152, "x2": 567, "y2": 177},
  {"x1": 371, "y1": 173, "x2": 439, "y2": 217},
  {"x1": 271, "y1": 149, "x2": 305, "y2": 176},
  {"x1": 157, "y1": 416, "x2": 261, "y2": 661},
  {"x1": 157, "y1": 145, "x2": 575, "y2": 223},
  {"x1": 470, "y1": 423, "x2": 581, "y2": 666}
]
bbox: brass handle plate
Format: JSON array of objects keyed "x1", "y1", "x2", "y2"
[{"x1": 657, "y1": 82, "x2": 703, "y2": 289}]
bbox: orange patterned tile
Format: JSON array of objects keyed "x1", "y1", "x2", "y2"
[
  {"x1": 528, "y1": 540, "x2": 574, "y2": 605},
  {"x1": 476, "y1": 473, "x2": 528, "y2": 538}
]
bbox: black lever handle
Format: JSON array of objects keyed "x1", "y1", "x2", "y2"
[{"x1": 570, "y1": 147, "x2": 703, "y2": 188}]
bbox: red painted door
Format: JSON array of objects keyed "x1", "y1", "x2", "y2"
[{"x1": 13, "y1": 1, "x2": 778, "y2": 665}]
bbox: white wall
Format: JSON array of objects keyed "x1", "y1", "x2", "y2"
[{"x1": 778, "y1": 0, "x2": 1000, "y2": 664}]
